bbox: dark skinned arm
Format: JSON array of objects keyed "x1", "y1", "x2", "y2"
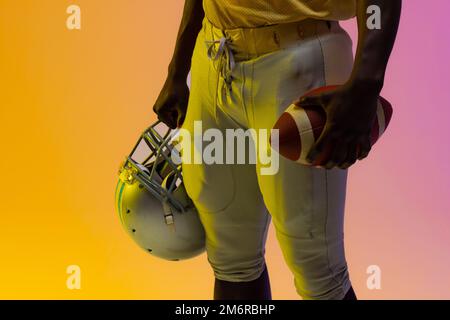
[
  {"x1": 153, "y1": 0, "x2": 204, "y2": 129},
  {"x1": 301, "y1": 0, "x2": 402, "y2": 169}
]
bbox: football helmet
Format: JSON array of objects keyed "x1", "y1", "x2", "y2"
[{"x1": 115, "y1": 121, "x2": 205, "y2": 261}]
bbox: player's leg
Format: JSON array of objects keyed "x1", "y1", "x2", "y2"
[
  {"x1": 250, "y1": 22, "x2": 356, "y2": 299},
  {"x1": 214, "y1": 264, "x2": 271, "y2": 300},
  {"x1": 181, "y1": 20, "x2": 271, "y2": 299}
]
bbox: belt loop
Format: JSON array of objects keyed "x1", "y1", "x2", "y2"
[{"x1": 248, "y1": 28, "x2": 256, "y2": 57}]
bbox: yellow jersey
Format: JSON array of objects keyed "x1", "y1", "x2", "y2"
[{"x1": 203, "y1": 0, "x2": 357, "y2": 29}]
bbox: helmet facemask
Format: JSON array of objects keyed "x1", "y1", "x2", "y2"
[{"x1": 119, "y1": 121, "x2": 190, "y2": 215}]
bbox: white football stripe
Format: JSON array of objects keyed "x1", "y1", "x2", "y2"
[
  {"x1": 286, "y1": 104, "x2": 315, "y2": 164},
  {"x1": 376, "y1": 100, "x2": 386, "y2": 136}
]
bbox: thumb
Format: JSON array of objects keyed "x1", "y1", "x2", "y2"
[{"x1": 295, "y1": 94, "x2": 324, "y2": 108}]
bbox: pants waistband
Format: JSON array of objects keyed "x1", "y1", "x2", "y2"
[{"x1": 202, "y1": 18, "x2": 341, "y2": 61}]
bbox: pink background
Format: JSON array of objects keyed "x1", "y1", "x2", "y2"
[{"x1": 340, "y1": 0, "x2": 450, "y2": 299}]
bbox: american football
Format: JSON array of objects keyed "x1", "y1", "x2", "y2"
[{"x1": 271, "y1": 85, "x2": 393, "y2": 165}]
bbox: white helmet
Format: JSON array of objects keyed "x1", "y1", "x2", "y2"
[{"x1": 115, "y1": 121, "x2": 205, "y2": 261}]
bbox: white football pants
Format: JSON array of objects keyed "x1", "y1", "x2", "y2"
[{"x1": 181, "y1": 17, "x2": 354, "y2": 300}]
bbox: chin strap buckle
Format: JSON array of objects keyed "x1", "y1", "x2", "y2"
[{"x1": 162, "y1": 200, "x2": 176, "y2": 231}]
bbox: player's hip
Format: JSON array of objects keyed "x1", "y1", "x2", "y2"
[{"x1": 191, "y1": 18, "x2": 352, "y2": 128}]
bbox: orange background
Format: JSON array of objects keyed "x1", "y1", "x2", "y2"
[{"x1": 1, "y1": 1, "x2": 450, "y2": 299}]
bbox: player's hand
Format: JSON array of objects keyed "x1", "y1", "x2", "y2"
[
  {"x1": 298, "y1": 83, "x2": 380, "y2": 169},
  {"x1": 153, "y1": 76, "x2": 189, "y2": 129}
]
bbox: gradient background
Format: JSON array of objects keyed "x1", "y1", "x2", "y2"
[{"x1": 1, "y1": 0, "x2": 449, "y2": 299}]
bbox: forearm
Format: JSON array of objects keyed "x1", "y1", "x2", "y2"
[
  {"x1": 348, "y1": 0, "x2": 402, "y2": 93},
  {"x1": 168, "y1": 0, "x2": 204, "y2": 81}
]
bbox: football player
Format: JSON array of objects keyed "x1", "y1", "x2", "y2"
[{"x1": 153, "y1": 0, "x2": 401, "y2": 300}]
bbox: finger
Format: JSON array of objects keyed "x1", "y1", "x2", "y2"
[
  {"x1": 312, "y1": 140, "x2": 334, "y2": 167},
  {"x1": 324, "y1": 161, "x2": 337, "y2": 170},
  {"x1": 157, "y1": 109, "x2": 178, "y2": 129},
  {"x1": 306, "y1": 124, "x2": 334, "y2": 163},
  {"x1": 357, "y1": 136, "x2": 372, "y2": 160},
  {"x1": 163, "y1": 100, "x2": 183, "y2": 129},
  {"x1": 340, "y1": 140, "x2": 359, "y2": 169},
  {"x1": 321, "y1": 136, "x2": 341, "y2": 169},
  {"x1": 328, "y1": 136, "x2": 349, "y2": 168},
  {"x1": 306, "y1": 137, "x2": 326, "y2": 164},
  {"x1": 167, "y1": 110, "x2": 179, "y2": 129}
]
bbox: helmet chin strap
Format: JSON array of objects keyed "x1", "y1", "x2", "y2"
[{"x1": 162, "y1": 199, "x2": 176, "y2": 232}]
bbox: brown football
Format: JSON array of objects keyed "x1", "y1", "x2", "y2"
[{"x1": 271, "y1": 85, "x2": 393, "y2": 165}]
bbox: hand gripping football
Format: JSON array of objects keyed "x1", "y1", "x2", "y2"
[{"x1": 271, "y1": 85, "x2": 393, "y2": 165}]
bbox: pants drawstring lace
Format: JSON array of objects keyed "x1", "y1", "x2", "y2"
[{"x1": 205, "y1": 37, "x2": 235, "y2": 93}]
